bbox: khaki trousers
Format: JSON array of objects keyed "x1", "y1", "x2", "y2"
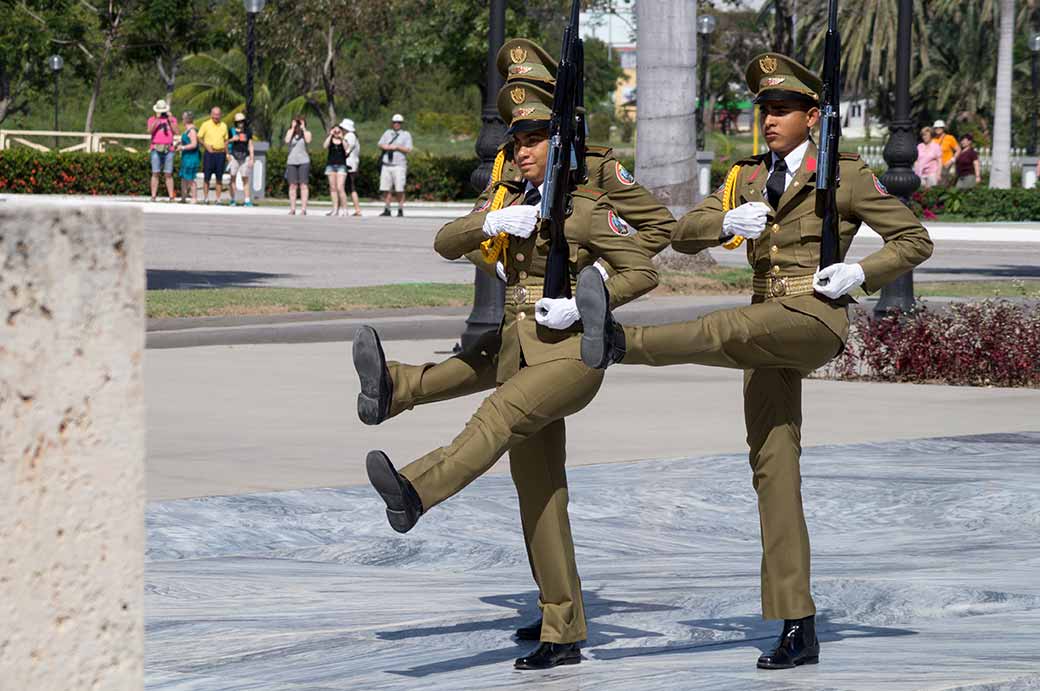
[
  {"x1": 623, "y1": 300, "x2": 843, "y2": 620},
  {"x1": 397, "y1": 357, "x2": 603, "y2": 643}
]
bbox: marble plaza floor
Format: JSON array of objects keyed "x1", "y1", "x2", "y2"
[{"x1": 145, "y1": 432, "x2": 1040, "y2": 691}]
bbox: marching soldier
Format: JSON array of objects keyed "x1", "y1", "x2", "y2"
[
  {"x1": 355, "y1": 37, "x2": 672, "y2": 430},
  {"x1": 575, "y1": 54, "x2": 933, "y2": 669},
  {"x1": 361, "y1": 82, "x2": 658, "y2": 669}
]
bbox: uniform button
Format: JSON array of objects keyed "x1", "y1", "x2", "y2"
[
  {"x1": 770, "y1": 245, "x2": 779, "y2": 254},
  {"x1": 771, "y1": 223, "x2": 780, "y2": 233},
  {"x1": 771, "y1": 265, "x2": 781, "y2": 275},
  {"x1": 793, "y1": 181, "x2": 800, "y2": 187},
  {"x1": 518, "y1": 311, "x2": 526, "y2": 320},
  {"x1": 519, "y1": 271, "x2": 528, "y2": 279},
  {"x1": 516, "y1": 253, "x2": 525, "y2": 261}
]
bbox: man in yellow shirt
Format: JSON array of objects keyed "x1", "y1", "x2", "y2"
[
  {"x1": 197, "y1": 107, "x2": 229, "y2": 204},
  {"x1": 933, "y1": 119, "x2": 960, "y2": 182}
]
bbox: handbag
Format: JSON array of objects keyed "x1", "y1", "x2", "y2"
[{"x1": 154, "y1": 144, "x2": 171, "y2": 154}]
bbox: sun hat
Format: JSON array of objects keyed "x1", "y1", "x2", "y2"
[
  {"x1": 234, "y1": 112, "x2": 247, "y2": 122},
  {"x1": 932, "y1": 119, "x2": 946, "y2": 129},
  {"x1": 339, "y1": 118, "x2": 355, "y2": 132},
  {"x1": 391, "y1": 113, "x2": 404, "y2": 123},
  {"x1": 153, "y1": 99, "x2": 170, "y2": 113}
]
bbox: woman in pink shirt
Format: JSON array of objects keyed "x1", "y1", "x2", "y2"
[
  {"x1": 914, "y1": 126, "x2": 943, "y2": 189},
  {"x1": 147, "y1": 99, "x2": 179, "y2": 202}
]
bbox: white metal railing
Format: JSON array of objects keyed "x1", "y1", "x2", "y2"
[
  {"x1": 857, "y1": 144, "x2": 1028, "y2": 172},
  {"x1": 0, "y1": 130, "x2": 153, "y2": 153}
]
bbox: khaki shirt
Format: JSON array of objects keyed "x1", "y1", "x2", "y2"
[
  {"x1": 675, "y1": 141, "x2": 933, "y2": 341},
  {"x1": 437, "y1": 181, "x2": 659, "y2": 382},
  {"x1": 465, "y1": 145, "x2": 676, "y2": 273}
]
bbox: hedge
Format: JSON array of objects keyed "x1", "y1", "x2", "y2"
[{"x1": 912, "y1": 186, "x2": 1040, "y2": 221}]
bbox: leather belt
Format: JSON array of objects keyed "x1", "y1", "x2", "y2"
[
  {"x1": 752, "y1": 274, "x2": 816, "y2": 299},
  {"x1": 506, "y1": 283, "x2": 544, "y2": 306}
]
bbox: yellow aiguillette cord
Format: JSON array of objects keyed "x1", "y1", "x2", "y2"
[
  {"x1": 480, "y1": 150, "x2": 512, "y2": 267},
  {"x1": 721, "y1": 165, "x2": 745, "y2": 250}
]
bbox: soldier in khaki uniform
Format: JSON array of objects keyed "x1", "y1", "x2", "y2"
[
  {"x1": 361, "y1": 82, "x2": 658, "y2": 670},
  {"x1": 354, "y1": 38, "x2": 673, "y2": 432},
  {"x1": 576, "y1": 54, "x2": 933, "y2": 670}
]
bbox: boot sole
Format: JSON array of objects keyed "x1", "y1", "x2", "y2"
[
  {"x1": 353, "y1": 326, "x2": 390, "y2": 425},
  {"x1": 514, "y1": 655, "x2": 582, "y2": 670},
  {"x1": 365, "y1": 451, "x2": 416, "y2": 533},
  {"x1": 576, "y1": 267, "x2": 610, "y2": 369},
  {"x1": 757, "y1": 655, "x2": 819, "y2": 670}
]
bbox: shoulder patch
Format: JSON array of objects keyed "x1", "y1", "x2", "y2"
[
  {"x1": 872, "y1": 174, "x2": 889, "y2": 196},
  {"x1": 607, "y1": 210, "x2": 635, "y2": 237},
  {"x1": 614, "y1": 160, "x2": 636, "y2": 186},
  {"x1": 473, "y1": 196, "x2": 492, "y2": 212}
]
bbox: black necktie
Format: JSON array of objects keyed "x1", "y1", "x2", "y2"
[
  {"x1": 767, "y1": 158, "x2": 787, "y2": 210},
  {"x1": 524, "y1": 186, "x2": 542, "y2": 207}
]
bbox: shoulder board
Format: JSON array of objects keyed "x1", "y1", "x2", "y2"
[
  {"x1": 586, "y1": 145, "x2": 613, "y2": 158},
  {"x1": 839, "y1": 152, "x2": 862, "y2": 161},
  {"x1": 494, "y1": 178, "x2": 525, "y2": 194},
  {"x1": 571, "y1": 185, "x2": 607, "y2": 201},
  {"x1": 735, "y1": 152, "x2": 769, "y2": 167}
]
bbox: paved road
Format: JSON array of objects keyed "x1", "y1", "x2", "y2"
[{"x1": 141, "y1": 212, "x2": 1040, "y2": 289}]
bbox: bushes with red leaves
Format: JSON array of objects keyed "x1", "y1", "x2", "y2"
[{"x1": 820, "y1": 299, "x2": 1040, "y2": 387}]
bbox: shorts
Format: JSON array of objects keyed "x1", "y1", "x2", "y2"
[
  {"x1": 228, "y1": 157, "x2": 253, "y2": 179},
  {"x1": 325, "y1": 164, "x2": 348, "y2": 175},
  {"x1": 380, "y1": 165, "x2": 407, "y2": 193},
  {"x1": 285, "y1": 163, "x2": 310, "y2": 185},
  {"x1": 150, "y1": 149, "x2": 174, "y2": 174},
  {"x1": 203, "y1": 151, "x2": 226, "y2": 184}
]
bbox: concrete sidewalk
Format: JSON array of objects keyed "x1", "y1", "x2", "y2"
[{"x1": 145, "y1": 338, "x2": 1040, "y2": 501}]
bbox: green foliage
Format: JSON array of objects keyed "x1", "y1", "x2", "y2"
[{"x1": 913, "y1": 186, "x2": 1040, "y2": 221}]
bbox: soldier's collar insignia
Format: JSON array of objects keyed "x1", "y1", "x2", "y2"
[
  {"x1": 510, "y1": 47, "x2": 528, "y2": 64},
  {"x1": 760, "y1": 56, "x2": 778, "y2": 74},
  {"x1": 762, "y1": 76, "x2": 785, "y2": 87},
  {"x1": 805, "y1": 157, "x2": 817, "y2": 173},
  {"x1": 510, "y1": 87, "x2": 527, "y2": 105}
]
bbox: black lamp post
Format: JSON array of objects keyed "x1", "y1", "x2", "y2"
[
  {"x1": 1030, "y1": 32, "x2": 1040, "y2": 156},
  {"x1": 243, "y1": 0, "x2": 266, "y2": 138},
  {"x1": 48, "y1": 55, "x2": 63, "y2": 150},
  {"x1": 696, "y1": 15, "x2": 716, "y2": 151},
  {"x1": 461, "y1": 0, "x2": 507, "y2": 350},
  {"x1": 874, "y1": 0, "x2": 919, "y2": 316}
]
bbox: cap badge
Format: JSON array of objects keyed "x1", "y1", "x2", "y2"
[
  {"x1": 762, "y1": 76, "x2": 786, "y2": 87},
  {"x1": 760, "y1": 56, "x2": 778, "y2": 74},
  {"x1": 510, "y1": 47, "x2": 528, "y2": 64},
  {"x1": 509, "y1": 65, "x2": 534, "y2": 76},
  {"x1": 510, "y1": 87, "x2": 527, "y2": 105}
]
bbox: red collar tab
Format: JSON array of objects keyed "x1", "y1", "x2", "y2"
[{"x1": 805, "y1": 157, "x2": 817, "y2": 173}]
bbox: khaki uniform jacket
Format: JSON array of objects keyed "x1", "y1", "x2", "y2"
[
  {"x1": 674, "y1": 142, "x2": 934, "y2": 341},
  {"x1": 437, "y1": 181, "x2": 659, "y2": 382},
  {"x1": 466, "y1": 145, "x2": 676, "y2": 271}
]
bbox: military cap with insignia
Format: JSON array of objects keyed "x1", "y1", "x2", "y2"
[
  {"x1": 745, "y1": 53, "x2": 822, "y2": 107},
  {"x1": 497, "y1": 38, "x2": 558, "y2": 86},
  {"x1": 497, "y1": 82, "x2": 554, "y2": 134}
]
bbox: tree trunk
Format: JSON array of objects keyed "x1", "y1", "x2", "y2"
[
  {"x1": 637, "y1": 0, "x2": 714, "y2": 269},
  {"x1": 84, "y1": 37, "x2": 113, "y2": 133},
  {"x1": 989, "y1": 0, "x2": 1014, "y2": 188},
  {"x1": 156, "y1": 56, "x2": 179, "y2": 107},
  {"x1": 322, "y1": 25, "x2": 337, "y2": 125}
]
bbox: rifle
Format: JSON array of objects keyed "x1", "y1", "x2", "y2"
[
  {"x1": 815, "y1": 0, "x2": 841, "y2": 269},
  {"x1": 540, "y1": 0, "x2": 586, "y2": 299}
]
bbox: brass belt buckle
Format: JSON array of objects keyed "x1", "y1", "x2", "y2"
[
  {"x1": 512, "y1": 285, "x2": 528, "y2": 305},
  {"x1": 770, "y1": 277, "x2": 788, "y2": 298}
]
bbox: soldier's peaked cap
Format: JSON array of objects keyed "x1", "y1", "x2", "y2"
[
  {"x1": 497, "y1": 82, "x2": 554, "y2": 135},
  {"x1": 497, "y1": 38, "x2": 558, "y2": 86},
  {"x1": 745, "y1": 53, "x2": 822, "y2": 106}
]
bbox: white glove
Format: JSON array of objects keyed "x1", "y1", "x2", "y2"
[
  {"x1": 722, "y1": 202, "x2": 771, "y2": 240},
  {"x1": 813, "y1": 262, "x2": 865, "y2": 299},
  {"x1": 495, "y1": 261, "x2": 506, "y2": 282},
  {"x1": 482, "y1": 205, "x2": 539, "y2": 238},
  {"x1": 534, "y1": 297, "x2": 580, "y2": 330}
]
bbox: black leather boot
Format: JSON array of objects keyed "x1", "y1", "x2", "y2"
[
  {"x1": 514, "y1": 618, "x2": 543, "y2": 641},
  {"x1": 576, "y1": 266, "x2": 626, "y2": 369},
  {"x1": 757, "y1": 615, "x2": 820, "y2": 669},
  {"x1": 353, "y1": 326, "x2": 393, "y2": 425},
  {"x1": 514, "y1": 642, "x2": 582, "y2": 670},
  {"x1": 366, "y1": 451, "x2": 423, "y2": 533}
]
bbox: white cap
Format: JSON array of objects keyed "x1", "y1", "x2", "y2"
[
  {"x1": 932, "y1": 119, "x2": 946, "y2": 129},
  {"x1": 391, "y1": 113, "x2": 404, "y2": 123},
  {"x1": 339, "y1": 118, "x2": 355, "y2": 132}
]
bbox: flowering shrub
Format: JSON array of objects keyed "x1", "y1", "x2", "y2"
[
  {"x1": 910, "y1": 186, "x2": 1040, "y2": 221},
  {"x1": 820, "y1": 298, "x2": 1040, "y2": 387}
]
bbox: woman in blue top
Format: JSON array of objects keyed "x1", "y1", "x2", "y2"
[{"x1": 178, "y1": 111, "x2": 201, "y2": 203}]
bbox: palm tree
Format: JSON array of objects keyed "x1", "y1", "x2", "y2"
[
  {"x1": 172, "y1": 49, "x2": 324, "y2": 142},
  {"x1": 990, "y1": 0, "x2": 1015, "y2": 188}
]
